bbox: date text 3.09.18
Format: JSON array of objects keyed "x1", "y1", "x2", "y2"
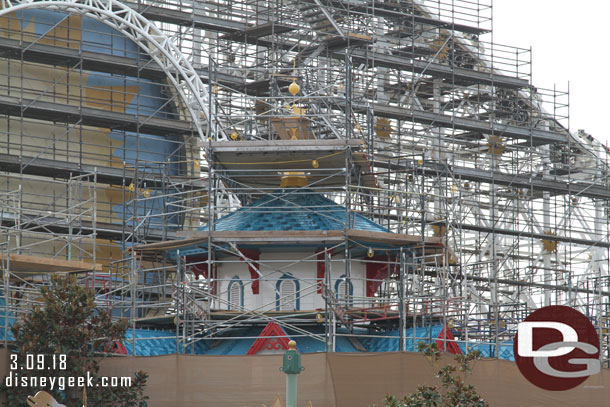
[{"x1": 10, "y1": 354, "x2": 67, "y2": 371}]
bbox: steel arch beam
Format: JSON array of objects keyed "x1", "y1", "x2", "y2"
[{"x1": 0, "y1": 0, "x2": 218, "y2": 140}]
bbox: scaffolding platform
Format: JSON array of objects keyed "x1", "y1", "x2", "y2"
[
  {"x1": 375, "y1": 160, "x2": 610, "y2": 200},
  {"x1": 125, "y1": 2, "x2": 246, "y2": 32},
  {"x1": 368, "y1": 103, "x2": 568, "y2": 145},
  {"x1": 0, "y1": 95, "x2": 193, "y2": 136},
  {"x1": 220, "y1": 22, "x2": 297, "y2": 42},
  {"x1": 0, "y1": 253, "x2": 102, "y2": 275},
  {"x1": 347, "y1": 50, "x2": 528, "y2": 89},
  {"x1": 207, "y1": 139, "x2": 377, "y2": 188},
  {"x1": 136, "y1": 230, "x2": 441, "y2": 253}
]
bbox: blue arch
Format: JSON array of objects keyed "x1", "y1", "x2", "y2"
[
  {"x1": 275, "y1": 274, "x2": 300, "y2": 311},
  {"x1": 335, "y1": 274, "x2": 353, "y2": 306},
  {"x1": 228, "y1": 276, "x2": 244, "y2": 310}
]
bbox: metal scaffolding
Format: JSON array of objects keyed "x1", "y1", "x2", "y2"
[{"x1": 1, "y1": 0, "x2": 609, "y2": 363}]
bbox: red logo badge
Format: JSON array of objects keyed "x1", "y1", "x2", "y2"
[{"x1": 514, "y1": 305, "x2": 600, "y2": 391}]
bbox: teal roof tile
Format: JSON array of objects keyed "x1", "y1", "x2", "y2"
[{"x1": 201, "y1": 190, "x2": 390, "y2": 234}]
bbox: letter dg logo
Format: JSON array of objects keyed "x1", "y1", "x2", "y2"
[{"x1": 514, "y1": 305, "x2": 600, "y2": 391}]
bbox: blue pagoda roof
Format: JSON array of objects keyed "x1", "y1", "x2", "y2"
[{"x1": 202, "y1": 189, "x2": 390, "y2": 234}]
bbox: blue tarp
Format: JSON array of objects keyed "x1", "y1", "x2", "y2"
[{"x1": 122, "y1": 325, "x2": 515, "y2": 360}]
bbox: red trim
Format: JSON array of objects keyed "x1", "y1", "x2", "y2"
[
  {"x1": 435, "y1": 325, "x2": 462, "y2": 355},
  {"x1": 106, "y1": 341, "x2": 128, "y2": 355},
  {"x1": 238, "y1": 249, "x2": 260, "y2": 294},
  {"x1": 247, "y1": 322, "x2": 291, "y2": 355},
  {"x1": 317, "y1": 252, "x2": 325, "y2": 293},
  {"x1": 366, "y1": 258, "x2": 388, "y2": 297},
  {"x1": 365, "y1": 255, "x2": 402, "y2": 296},
  {"x1": 191, "y1": 262, "x2": 217, "y2": 295},
  {"x1": 114, "y1": 341, "x2": 128, "y2": 355},
  {"x1": 316, "y1": 249, "x2": 335, "y2": 293}
]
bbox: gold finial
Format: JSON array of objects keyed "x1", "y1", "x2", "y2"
[
  {"x1": 288, "y1": 80, "x2": 300, "y2": 96},
  {"x1": 288, "y1": 340, "x2": 297, "y2": 350},
  {"x1": 289, "y1": 57, "x2": 299, "y2": 96},
  {"x1": 289, "y1": 128, "x2": 298, "y2": 140}
]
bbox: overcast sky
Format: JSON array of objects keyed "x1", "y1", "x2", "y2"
[{"x1": 490, "y1": 1, "x2": 610, "y2": 146}]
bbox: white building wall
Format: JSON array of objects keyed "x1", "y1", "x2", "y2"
[{"x1": 214, "y1": 250, "x2": 366, "y2": 311}]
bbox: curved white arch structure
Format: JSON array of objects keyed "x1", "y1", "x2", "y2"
[{"x1": 0, "y1": 0, "x2": 216, "y2": 140}]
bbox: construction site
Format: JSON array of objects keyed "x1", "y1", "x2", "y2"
[{"x1": 1, "y1": 0, "x2": 610, "y2": 404}]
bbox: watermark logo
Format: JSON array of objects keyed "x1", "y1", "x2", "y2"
[{"x1": 514, "y1": 305, "x2": 600, "y2": 391}]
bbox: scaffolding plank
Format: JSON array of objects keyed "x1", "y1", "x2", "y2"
[
  {"x1": 0, "y1": 153, "x2": 205, "y2": 190},
  {"x1": 208, "y1": 139, "x2": 362, "y2": 153},
  {"x1": 0, "y1": 214, "x2": 173, "y2": 243},
  {"x1": 0, "y1": 38, "x2": 523, "y2": 97},
  {"x1": 374, "y1": 160, "x2": 610, "y2": 200},
  {"x1": 456, "y1": 221, "x2": 610, "y2": 249},
  {"x1": 0, "y1": 37, "x2": 247, "y2": 90},
  {"x1": 218, "y1": 35, "x2": 517, "y2": 91},
  {"x1": 346, "y1": 50, "x2": 528, "y2": 89},
  {"x1": 124, "y1": 2, "x2": 245, "y2": 32},
  {"x1": 0, "y1": 95, "x2": 193, "y2": 136},
  {"x1": 0, "y1": 253, "x2": 102, "y2": 274},
  {"x1": 368, "y1": 103, "x2": 567, "y2": 145},
  {"x1": 206, "y1": 139, "x2": 376, "y2": 188},
  {"x1": 220, "y1": 22, "x2": 297, "y2": 42},
  {"x1": 173, "y1": 230, "x2": 437, "y2": 246},
  {"x1": 0, "y1": 37, "x2": 164, "y2": 79},
  {"x1": 301, "y1": 0, "x2": 489, "y2": 35}
]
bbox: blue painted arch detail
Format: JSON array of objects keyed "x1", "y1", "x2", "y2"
[
  {"x1": 275, "y1": 274, "x2": 300, "y2": 311},
  {"x1": 335, "y1": 274, "x2": 353, "y2": 306},
  {"x1": 227, "y1": 276, "x2": 244, "y2": 310}
]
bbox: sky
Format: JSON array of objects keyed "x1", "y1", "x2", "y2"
[{"x1": 490, "y1": 0, "x2": 610, "y2": 146}]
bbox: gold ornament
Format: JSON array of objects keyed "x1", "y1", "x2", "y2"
[
  {"x1": 289, "y1": 128, "x2": 298, "y2": 140},
  {"x1": 541, "y1": 230, "x2": 559, "y2": 253},
  {"x1": 375, "y1": 117, "x2": 392, "y2": 139},
  {"x1": 487, "y1": 135, "x2": 505, "y2": 156},
  {"x1": 288, "y1": 80, "x2": 300, "y2": 96}
]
